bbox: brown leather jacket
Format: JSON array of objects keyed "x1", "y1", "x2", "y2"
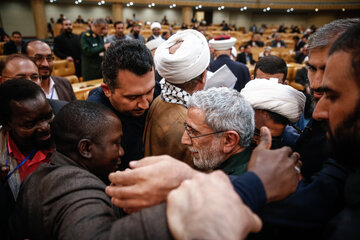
[{"x1": 143, "y1": 96, "x2": 193, "y2": 167}]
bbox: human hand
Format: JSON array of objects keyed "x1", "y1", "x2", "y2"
[
  {"x1": 66, "y1": 56, "x2": 73, "y2": 62},
  {"x1": 248, "y1": 126, "x2": 301, "y2": 202},
  {"x1": 104, "y1": 43, "x2": 111, "y2": 50},
  {"x1": 0, "y1": 164, "x2": 10, "y2": 184},
  {"x1": 167, "y1": 171, "x2": 262, "y2": 240},
  {"x1": 105, "y1": 155, "x2": 197, "y2": 212}
]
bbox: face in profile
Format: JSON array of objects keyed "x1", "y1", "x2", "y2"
[{"x1": 88, "y1": 114, "x2": 124, "y2": 183}]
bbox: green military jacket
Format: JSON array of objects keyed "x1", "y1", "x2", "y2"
[
  {"x1": 217, "y1": 147, "x2": 253, "y2": 176},
  {"x1": 80, "y1": 30, "x2": 105, "y2": 81}
]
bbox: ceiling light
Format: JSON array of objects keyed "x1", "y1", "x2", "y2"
[
  {"x1": 243, "y1": 6, "x2": 247, "y2": 10},
  {"x1": 267, "y1": 7, "x2": 270, "y2": 11},
  {"x1": 315, "y1": 8, "x2": 319, "y2": 12},
  {"x1": 152, "y1": 3, "x2": 155, "y2": 6}
]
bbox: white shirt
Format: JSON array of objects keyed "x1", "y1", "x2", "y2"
[{"x1": 44, "y1": 77, "x2": 59, "y2": 100}]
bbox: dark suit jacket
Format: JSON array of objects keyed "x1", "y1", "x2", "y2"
[
  {"x1": 52, "y1": 76, "x2": 76, "y2": 102},
  {"x1": 53, "y1": 32, "x2": 81, "y2": 60},
  {"x1": 10, "y1": 151, "x2": 172, "y2": 240},
  {"x1": 147, "y1": 35, "x2": 164, "y2": 42},
  {"x1": 236, "y1": 52, "x2": 256, "y2": 65},
  {"x1": 4, "y1": 40, "x2": 25, "y2": 55},
  {"x1": 247, "y1": 40, "x2": 264, "y2": 47},
  {"x1": 270, "y1": 40, "x2": 287, "y2": 48},
  {"x1": 209, "y1": 54, "x2": 250, "y2": 91}
]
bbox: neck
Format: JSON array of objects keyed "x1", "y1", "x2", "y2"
[
  {"x1": 227, "y1": 145, "x2": 246, "y2": 159},
  {"x1": 9, "y1": 132, "x2": 35, "y2": 156},
  {"x1": 41, "y1": 77, "x2": 51, "y2": 93}
]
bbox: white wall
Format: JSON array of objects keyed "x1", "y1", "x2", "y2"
[
  {"x1": 122, "y1": 7, "x2": 182, "y2": 24},
  {"x1": 0, "y1": 0, "x2": 36, "y2": 37},
  {"x1": 45, "y1": 3, "x2": 112, "y2": 23}
]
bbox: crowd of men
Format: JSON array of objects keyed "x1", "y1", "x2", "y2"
[{"x1": 0, "y1": 16, "x2": 359, "y2": 240}]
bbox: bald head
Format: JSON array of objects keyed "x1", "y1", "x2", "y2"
[{"x1": 0, "y1": 54, "x2": 41, "y2": 85}]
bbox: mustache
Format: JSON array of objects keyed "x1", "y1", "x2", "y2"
[{"x1": 39, "y1": 67, "x2": 50, "y2": 70}]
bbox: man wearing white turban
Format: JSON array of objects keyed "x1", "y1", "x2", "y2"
[
  {"x1": 208, "y1": 35, "x2": 250, "y2": 91},
  {"x1": 148, "y1": 22, "x2": 162, "y2": 42},
  {"x1": 143, "y1": 29, "x2": 210, "y2": 166},
  {"x1": 241, "y1": 78, "x2": 306, "y2": 149}
]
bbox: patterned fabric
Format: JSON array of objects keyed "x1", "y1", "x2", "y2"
[{"x1": 160, "y1": 79, "x2": 190, "y2": 107}]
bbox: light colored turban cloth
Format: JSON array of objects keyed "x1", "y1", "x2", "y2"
[
  {"x1": 241, "y1": 78, "x2": 306, "y2": 123},
  {"x1": 154, "y1": 29, "x2": 210, "y2": 84},
  {"x1": 151, "y1": 22, "x2": 161, "y2": 30},
  {"x1": 146, "y1": 37, "x2": 165, "y2": 51}
]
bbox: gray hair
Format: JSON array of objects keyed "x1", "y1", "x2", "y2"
[
  {"x1": 93, "y1": 18, "x2": 107, "y2": 26},
  {"x1": 308, "y1": 18, "x2": 360, "y2": 50},
  {"x1": 189, "y1": 87, "x2": 255, "y2": 147}
]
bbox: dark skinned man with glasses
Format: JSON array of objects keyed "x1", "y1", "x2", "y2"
[{"x1": 22, "y1": 40, "x2": 76, "y2": 102}]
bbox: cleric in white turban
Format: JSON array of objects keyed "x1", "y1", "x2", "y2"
[
  {"x1": 148, "y1": 22, "x2": 162, "y2": 42},
  {"x1": 241, "y1": 78, "x2": 306, "y2": 149},
  {"x1": 241, "y1": 78, "x2": 305, "y2": 123},
  {"x1": 143, "y1": 29, "x2": 211, "y2": 165}
]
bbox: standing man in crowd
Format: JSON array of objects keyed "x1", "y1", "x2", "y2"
[
  {"x1": 147, "y1": 22, "x2": 162, "y2": 42},
  {"x1": 127, "y1": 23, "x2": 146, "y2": 44},
  {"x1": 23, "y1": 40, "x2": 76, "y2": 102},
  {"x1": 54, "y1": 19, "x2": 82, "y2": 78},
  {"x1": 87, "y1": 40, "x2": 160, "y2": 170},
  {"x1": 4, "y1": 31, "x2": 25, "y2": 55},
  {"x1": 80, "y1": 18, "x2": 110, "y2": 81},
  {"x1": 236, "y1": 44, "x2": 256, "y2": 65},
  {"x1": 209, "y1": 35, "x2": 250, "y2": 91},
  {"x1": 106, "y1": 21, "x2": 130, "y2": 44}
]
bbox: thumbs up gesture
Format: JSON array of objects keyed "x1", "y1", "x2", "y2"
[{"x1": 248, "y1": 126, "x2": 302, "y2": 202}]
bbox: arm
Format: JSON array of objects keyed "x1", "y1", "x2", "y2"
[{"x1": 80, "y1": 35, "x2": 105, "y2": 57}]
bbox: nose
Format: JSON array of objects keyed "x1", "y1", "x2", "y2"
[
  {"x1": 312, "y1": 95, "x2": 329, "y2": 121},
  {"x1": 309, "y1": 70, "x2": 323, "y2": 91},
  {"x1": 137, "y1": 95, "x2": 150, "y2": 110},
  {"x1": 181, "y1": 130, "x2": 192, "y2": 146},
  {"x1": 37, "y1": 120, "x2": 51, "y2": 132},
  {"x1": 118, "y1": 145, "x2": 125, "y2": 157}
]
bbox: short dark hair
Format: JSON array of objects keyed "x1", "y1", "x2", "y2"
[
  {"x1": 293, "y1": 35, "x2": 299, "y2": 40},
  {"x1": 328, "y1": 23, "x2": 360, "y2": 88},
  {"x1": 254, "y1": 55, "x2": 288, "y2": 83},
  {"x1": 102, "y1": 40, "x2": 153, "y2": 91},
  {"x1": 114, "y1": 21, "x2": 124, "y2": 28},
  {"x1": 11, "y1": 31, "x2": 21, "y2": 37},
  {"x1": 0, "y1": 79, "x2": 45, "y2": 126},
  {"x1": 51, "y1": 100, "x2": 118, "y2": 154},
  {"x1": 0, "y1": 54, "x2": 34, "y2": 75}
]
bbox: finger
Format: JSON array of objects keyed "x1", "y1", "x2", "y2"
[
  {"x1": 290, "y1": 152, "x2": 301, "y2": 165},
  {"x1": 129, "y1": 156, "x2": 164, "y2": 169},
  {"x1": 106, "y1": 184, "x2": 142, "y2": 199},
  {"x1": 108, "y1": 169, "x2": 141, "y2": 186},
  {"x1": 256, "y1": 126, "x2": 272, "y2": 150},
  {"x1": 249, "y1": 213, "x2": 263, "y2": 233},
  {"x1": 112, "y1": 196, "x2": 155, "y2": 209}
]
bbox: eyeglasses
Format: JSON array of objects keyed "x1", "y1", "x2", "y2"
[
  {"x1": 31, "y1": 55, "x2": 54, "y2": 63},
  {"x1": 184, "y1": 122, "x2": 224, "y2": 141}
]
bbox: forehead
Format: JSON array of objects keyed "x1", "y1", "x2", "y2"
[
  {"x1": 28, "y1": 42, "x2": 51, "y2": 55},
  {"x1": 308, "y1": 47, "x2": 329, "y2": 66},
  {"x1": 114, "y1": 69, "x2": 154, "y2": 94},
  {"x1": 10, "y1": 94, "x2": 50, "y2": 120},
  {"x1": 324, "y1": 51, "x2": 357, "y2": 93},
  {"x1": 3, "y1": 59, "x2": 38, "y2": 76},
  {"x1": 115, "y1": 23, "x2": 124, "y2": 28},
  {"x1": 12, "y1": 33, "x2": 21, "y2": 37},
  {"x1": 187, "y1": 107, "x2": 210, "y2": 130},
  {"x1": 63, "y1": 20, "x2": 71, "y2": 25}
]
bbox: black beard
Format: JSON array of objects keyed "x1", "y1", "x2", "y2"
[{"x1": 327, "y1": 100, "x2": 360, "y2": 168}]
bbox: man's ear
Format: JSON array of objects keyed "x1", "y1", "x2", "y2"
[
  {"x1": 222, "y1": 131, "x2": 240, "y2": 154},
  {"x1": 200, "y1": 70, "x2": 207, "y2": 84},
  {"x1": 78, "y1": 139, "x2": 92, "y2": 159},
  {"x1": 101, "y1": 83, "x2": 112, "y2": 98}
]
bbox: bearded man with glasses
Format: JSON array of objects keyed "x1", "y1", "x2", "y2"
[
  {"x1": 22, "y1": 40, "x2": 76, "y2": 102},
  {"x1": 181, "y1": 87, "x2": 255, "y2": 175}
]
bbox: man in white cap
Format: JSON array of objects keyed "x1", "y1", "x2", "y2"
[
  {"x1": 209, "y1": 35, "x2": 250, "y2": 91},
  {"x1": 143, "y1": 29, "x2": 210, "y2": 166},
  {"x1": 241, "y1": 78, "x2": 306, "y2": 149},
  {"x1": 147, "y1": 22, "x2": 162, "y2": 42}
]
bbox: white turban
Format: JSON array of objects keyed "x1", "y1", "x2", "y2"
[
  {"x1": 154, "y1": 29, "x2": 210, "y2": 84},
  {"x1": 151, "y1": 22, "x2": 161, "y2": 30},
  {"x1": 240, "y1": 79, "x2": 306, "y2": 123},
  {"x1": 209, "y1": 36, "x2": 236, "y2": 50},
  {"x1": 146, "y1": 37, "x2": 165, "y2": 51}
]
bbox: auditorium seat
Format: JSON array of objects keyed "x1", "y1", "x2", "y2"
[{"x1": 52, "y1": 60, "x2": 79, "y2": 83}]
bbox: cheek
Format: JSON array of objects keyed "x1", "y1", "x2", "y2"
[{"x1": 12, "y1": 128, "x2": 34, "y2": 139}]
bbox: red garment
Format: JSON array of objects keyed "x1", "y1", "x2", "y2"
[{"x1": 7, "y1": 133, "x2": 53, "y2": 182}]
